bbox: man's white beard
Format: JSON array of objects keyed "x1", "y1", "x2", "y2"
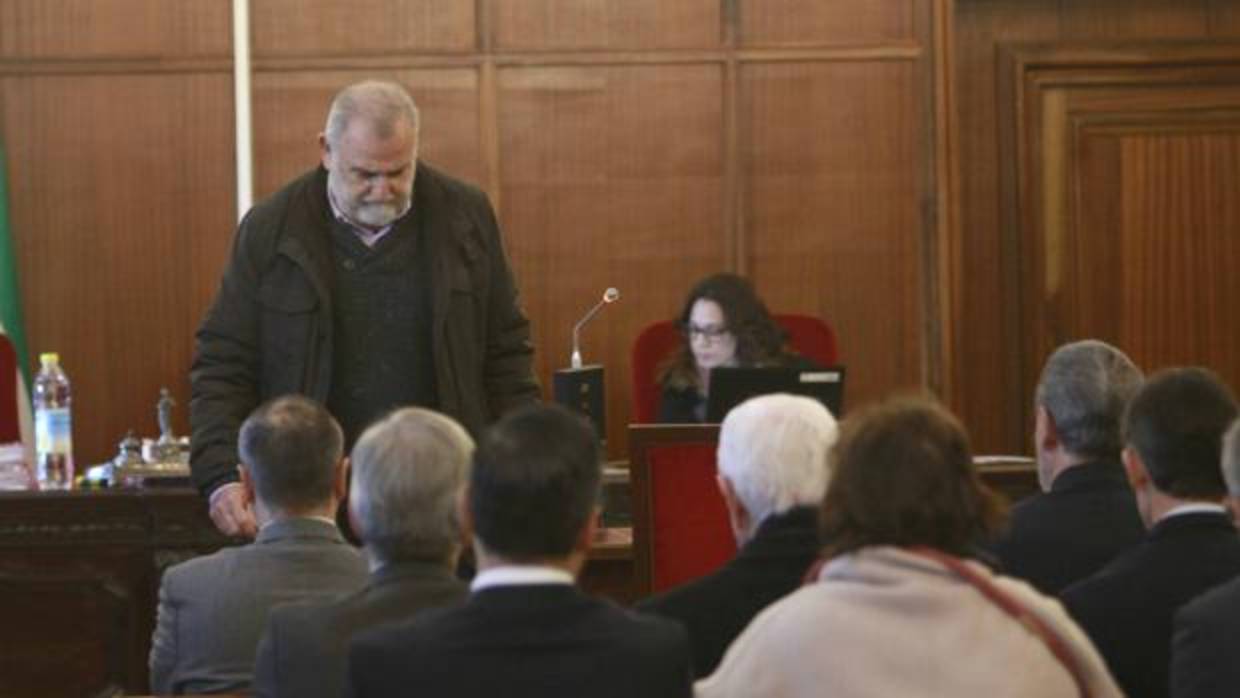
[{"x1": 352, "y1": 200, "x2": 404, "y2": 228}]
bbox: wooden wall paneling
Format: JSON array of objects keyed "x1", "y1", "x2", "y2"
[
  {"x1": 1113, "y1": 130, "x2": 1240, "y2": 381},
  {"x1": 931, "y1": 0, "x2": 960, "y2": 403},
  {"x1": 1209, "y1": 1, "x2": 1240, "y2": 34},
  {"x1": 954, "y1": 0, "x2": 1240, "y2": 454},
  {"x1": 1059, "y1": 0, "x2": 1209, "y2": 39},
  {"x1": 1001, "y1": 44, "x2": 1240, "y2": 437},
  {"x1": 1070, "y1": 124, "x2": 1124, "y2": 344},
  {"x1": 495, "y1": 64, "x2": 727, "y2": 455},
  {"x1": 0, "y1": 566, "x2": 138, "y2": 696},
  {"x1": 0, "y1": 0, "x2": 231, "y2": 59},
  {"x1": 1, "y1": 73, "x2": 236, "y2": 467},
  {"x1": 250, "y1": 0, "x2": 476, "y2": 56},
  {"x1": 489, "y1": 0, "x2": 723, "y2": 51},
  {"x1": 953, "y1": 0, "x2": 1060, "y2": 454},
  {"x1": 251, "y1": 68, "x2": 484, "y2": 200},
  {"x1": 740, "y1": 60, "x2": 925, "y2": 413},
  {"x1": 739, "y1": 0, "x2": 915, "y2": 46}
]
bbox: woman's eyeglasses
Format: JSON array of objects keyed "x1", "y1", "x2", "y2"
[{"x1": 685, "y1": 324, "x2": 731, "y2": 343}]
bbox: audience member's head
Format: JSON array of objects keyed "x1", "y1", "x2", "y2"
[
  {"x1": 1220, "y1": 419, "x2": 1240, "y2": 519},
  {"x1": 468, "y1": 404, "x2": 602, "y2": 571},
  {"x1": 238, "y1": 395, "x2": 346, "y2": 522},
  {"x1": 819, "y1": 397, "x2": 1005, "y2": 559},
  {"x1": 349, "y1": 407, "x2": 474, "y2": 569},
  {"x1": 1034, "y1": 340, "x2": 1144, "y2": 490},
  {"x1": 1122, "y1": 367, "x2": 1238, "y2": 524},
  {"x1": 716, "y1": 394, "x2": 838, "y2": 544}
]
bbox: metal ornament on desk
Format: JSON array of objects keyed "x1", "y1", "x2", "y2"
[{"x1": 115, "y1": 388, "x2": 191, "y2": 485}]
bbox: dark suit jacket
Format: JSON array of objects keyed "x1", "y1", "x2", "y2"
[
  {"x1": 148, "y1": 517, "x2": 368, "y2": 695},
  {"x1": 636, "y1": 506, "x2": 819, "y2": 677},
  {"x1": 252, "y1": 559, "x2": 467, "y2": 698},
  {"x1": 1061, "y1": 511, "x2": 1240, "y2": 698},
  {"x1": 347, "y1": 583, "x2": 693, "y2": 698},
  {"x1": 992, "y1": 458, "x2": 1145, "y2": 595},
  {"x1": 1171, "y1": 573, "x2": 1240, "y2": 698}
]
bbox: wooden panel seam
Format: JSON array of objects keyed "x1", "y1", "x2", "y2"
[{"x1": 0, "y1": 58, "x2": 232, "y2": 75}]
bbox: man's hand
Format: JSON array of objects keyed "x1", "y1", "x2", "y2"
[{"x1": 208, "y1": 482, "x2": 257, "y2": 538}]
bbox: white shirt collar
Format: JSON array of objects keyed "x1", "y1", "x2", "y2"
[
  {"x1": 470, "y1": 564, "x2": 574, "y2": 592},
  {"x1": 1159, "y1": 502, "x2": 1228, "y2": 522},
  {"x1": 258, "y1": 514, "x2": 338, "y2": 531}
]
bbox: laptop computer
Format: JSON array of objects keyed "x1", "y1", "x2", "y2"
[{"x1": 705, "y1": 366, "x2": 846, "y2": 423}]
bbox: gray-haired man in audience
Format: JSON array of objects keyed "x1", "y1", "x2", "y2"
[
  {"x1": 1171, "y1": 418, "x2": 1240, "y2": 698},
  {"x1": 252, "y1": 407, "x2": 473, "y2": 698},
  {"x1": 150, "y1": 395, "x2": 368, "y2": 695},
  {"x1": 991, "y1": 339, "x2": 1145, "y2": 594},
  {"x1": 637, "y1": 393, "x2": 839, "y2": 677}
]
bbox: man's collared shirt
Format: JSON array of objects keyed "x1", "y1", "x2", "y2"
[
  {"x1": 1159, "y1": 502, "x2": 1229, "y2": 522},
  {"x1": 470, "y1": 565, "x2": 574, "y2": 592}
]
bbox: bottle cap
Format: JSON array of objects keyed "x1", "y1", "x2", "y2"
[{"x1": 39, "y1": 352, "x2": 59, "y2": 365}]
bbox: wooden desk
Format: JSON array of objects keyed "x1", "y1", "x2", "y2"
[{"x1": 0, "y1": 488, "x2": 633, "y2": 698}]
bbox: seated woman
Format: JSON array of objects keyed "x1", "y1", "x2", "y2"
[
  {"x1": 696, "y1": 398, "x2": 1122, "y2": 698},
  {"x1": 657, "y1": 273, "x2": 809, "y2": 423}
]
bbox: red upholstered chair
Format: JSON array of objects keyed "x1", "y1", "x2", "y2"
[
  {"x1": 629, "y1": 313, "x2": 839, "y2": 423},
  {"x1": 628, "y1": 423, "x2": 728, "y2": 596},
  {"x1": 627, "y1": 314, "x2": 839, "y2": 596},
  {"x1": 0, "y1": 334, "x2": 20, "y2": 444}
]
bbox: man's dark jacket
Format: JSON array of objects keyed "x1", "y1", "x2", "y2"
[
  {"x1": 992, "y1": 458, "x2": 1145, "y2": 595},
  {"x1": 190, "y1": 163, "x2": 539, "y2": 495},
  {"x1": 636, "y1": 506, "x2": 819, "y2": 677},
  {"x1": 1061, "y1": 511, "x2": 1240, "y2": 698},
  {"x1": 252, "y1": 559, "x2": 467, "y2": 698},
  {"x1": 347, "y1": 584, "x2": 693, "y2": 698},
  {"x1": 1171, "y1": 572, "x2": 1240, "y2": 698}
]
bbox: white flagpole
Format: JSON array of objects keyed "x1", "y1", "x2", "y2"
[{"x1": 232, "y1": 0, "x2": 254, "y2": 220}]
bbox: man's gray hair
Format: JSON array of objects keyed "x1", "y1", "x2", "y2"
[
  {"x1": 1221, "y1": 419, "x2": 1240, "y2": 496},
  {"x1": 348, "y1": 407, "x2": 473, "y2": 565},
  {"x1": 324, "y1": 79, "x2": 420, "y2": 149},
  {"x1": 1035, "y1": 339, "x2": 1143, "y2": 459},
  {"x1": 239, "y1": 395, "x2": 343, "y2": 514},
  {"x1": 717, "y1": 394, "x2": 839, "y2": 524}
]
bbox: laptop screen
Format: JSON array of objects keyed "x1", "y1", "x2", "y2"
[{"x1": 705, "y1": 366, "x2": 846, "y2": 423}]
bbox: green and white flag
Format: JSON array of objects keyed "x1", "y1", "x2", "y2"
[{"x1": 0, "y1": 142, "x2": 33, "y2": 460}]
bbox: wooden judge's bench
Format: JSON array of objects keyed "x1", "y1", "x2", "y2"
[{"x1": 0, "y1": 487, "x2": 635, "y2": 698}]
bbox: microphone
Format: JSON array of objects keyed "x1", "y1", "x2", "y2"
[{"x1": 571, "y1": 287, "x2": 620, "y2": 369}]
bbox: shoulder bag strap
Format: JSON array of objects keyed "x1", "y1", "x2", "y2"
[{"x1": 908, "y1": 546, "x2": 1092, "y2": 698}]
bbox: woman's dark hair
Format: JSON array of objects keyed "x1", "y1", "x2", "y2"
[
  {"x1": 658, "y1": 273, "x2": 789, "y2": 389},
  {"x1": 818, "y1": 397, "x2": 1006, "y2": 559}
]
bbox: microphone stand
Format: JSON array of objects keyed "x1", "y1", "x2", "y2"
[
  {"x1": 556, "y1": 287, "x2": 619, "y2": 445},
  {"x1": 571, "y1": 288, "x2": 619, "y2": 369}
]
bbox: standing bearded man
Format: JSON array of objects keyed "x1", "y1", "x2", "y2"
[{"x1": 191, "y1": 80, "x2": 539, "y2": 537}]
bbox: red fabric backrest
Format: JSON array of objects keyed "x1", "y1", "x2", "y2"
[
  {"x1": 630, "y1": 321, "x2": 682, "y2": 423},
  {"x1": 629, "y1": 313, "x2": 840, "y2": 424},
  {"x1": 647, "y1": 442, "x2": 737, "y2": 592},
  {"x1": 0, "y1": 335, "x2": 19, "y2": 443}
]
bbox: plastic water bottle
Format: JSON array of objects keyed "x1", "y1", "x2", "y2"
[{"x1": 34, "y1": 352, "x2": 73, "y2": 490}]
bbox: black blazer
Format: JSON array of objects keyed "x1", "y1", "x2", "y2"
[
  {"x1": 1171, "y1": 573, "x2": 1240, "y2": 698},
  {"x1": 252, "y1": 560, "x2": 467, "y2": 698},
  {"x1": 636, "y1": 506, "x2": 820, "y2": 677},
  {"x1": 1061, "y1": 511, "x2": 1240, "y2": 698},
  {"x1": 991, "y1": 459, "x2": 1145, "y2": 595},
  {"x1": 347, "y1": 584, "x2": 693, "y2": 698}
]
